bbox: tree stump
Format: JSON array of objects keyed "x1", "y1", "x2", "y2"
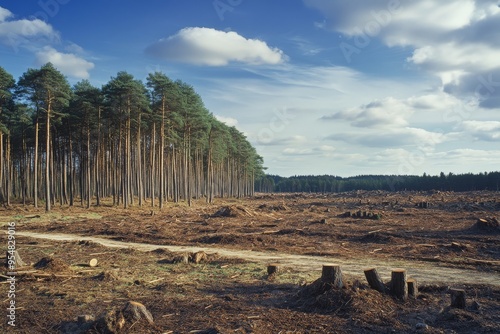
[
  {"x1": 321, "y1": 264, "x2": 343, "y2": 288},
  {"x1": 450, "y1": 289, "x2": 466, "y2": 308},
  {"x1": 391, "y1": 269, "x2": 408, "y2": 300},
  {"x1": 407, "y1": 279, "x2": 418, "y2": 298},
  {"x1": 89, "y1": 258, "x2": 98, "y2": 267},
  {"x1": 364, "y1": 268, "x2": 385, "y2": 292},
  {"x1": 267, "y1": 264, "x2": 280, "y2": 276}
]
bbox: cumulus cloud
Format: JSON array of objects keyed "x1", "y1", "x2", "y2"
[
  {"x1": 35, "y1": 46, "x2": 94, "y2": 79},
  {"x1": 304, "y1": 0, "x2": 500, "y2": 107},
  {"x1": 0, "y1": 6, "x2": 58, "y2": 47},
  {"x1": 145, "y1": 27, "x2": 286, "y2": 66}
]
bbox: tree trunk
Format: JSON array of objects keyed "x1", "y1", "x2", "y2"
[
  {"x1": 137, "y1": 112, "x2": 143, "y2": 206},
  {"x1": 5, "y1": 134, "x2": 10, "y2": 206},
  {"x1": 45, "y1": 97, "x2": 51, "y2": 212},
  {"x1": 34, "y1": 120, "x2": 39, "y2": 208},
  {"x1": 86, "y1": 124, "x2": 91, "y2": 209},
  {"x1": 151, "y1": 122, "x2": 156, "y2": 207},
  {"x1": 96, "y1": 106, "x2": 101, "y2": 206},
  {"x1": 364, "y1": 268, "x2": 386, "y2": 293}
]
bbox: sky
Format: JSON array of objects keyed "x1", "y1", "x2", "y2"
[{"x1": 1, "y1": 0, "x2": 500, "y2": 177}]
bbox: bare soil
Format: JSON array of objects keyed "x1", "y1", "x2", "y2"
[{"x1": 1, "y1": 190, "x2": 499, "y2": 333}]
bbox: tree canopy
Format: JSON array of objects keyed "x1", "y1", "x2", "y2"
[{"x1": 255, "y1": 172, "x2": 500, "y2": 193}]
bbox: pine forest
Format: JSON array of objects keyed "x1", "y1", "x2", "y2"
[{"x1": 0, "y1": 64, "x2": 264, "y2": 211}]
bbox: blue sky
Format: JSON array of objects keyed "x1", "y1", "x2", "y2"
[{"x1": 1, "y1": 0, "x2": 500, "y2": 177}]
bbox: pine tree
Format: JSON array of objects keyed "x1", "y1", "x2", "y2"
[{"x1": 17, "y1": 63, "x2": 71, "y2": 211}]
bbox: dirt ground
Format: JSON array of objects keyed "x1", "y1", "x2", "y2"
[{"x1": 1, "y1": 190, "x2": 499, "y2": 333}]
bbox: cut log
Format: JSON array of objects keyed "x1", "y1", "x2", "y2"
[
  {"x1": 450, "y1": 289, "x2": 466, "y2": 308},
  {"x1": 321, "y1": 264, "x2": 343, "y2": 288},
  {"x1": 364, "y1": 268, "x2": 385, "y2": 293},
  {"x1": 89, "y1": 258, "x2": 98, "y2": 267},
  {"x1": 267, "y1": 264, "x2": 280, "y2": 276},
  {"x1": 407, "y1": 278, "x2": 418, "y2": 298},
  {"x1": 391, "y1": 269, "x2": 408, "y2": 300}
]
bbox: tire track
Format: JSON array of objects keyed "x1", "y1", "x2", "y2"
[{"x1": 16, "y1": 231, "x2": 499, "y2": 287}]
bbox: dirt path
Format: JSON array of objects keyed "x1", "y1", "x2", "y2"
[{"x1": 17, "y1": 231, "x2": 499, "y2": 287}]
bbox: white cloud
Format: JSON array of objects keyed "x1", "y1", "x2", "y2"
[
  {"x1": 35, "y1": 46, "x2": 94, "y2": 79},
  {"x1": 145, "y1": 27, "x2": 286, "y2": 66},
  {"x1": 0, "y1": 6, "x2": 58, "y2": 47},
  {"x1": 0, "y1": 7, "x2": 11, "y2": 21},
  {"x1": 215, "y1": 115, "x2": 239, "y2": 127},
  {"x1": 304, "y1": 0, "x2": 500, "y2": 107},
  {"x1": 318, "y1": 145, "x2": 335, "y2": 152},
  {"x1": 327, "y1": 127, "x2": 446, "y2": 148},
  {"x1": 322, "y1": 97, "x2": 412, "y2": 128},
  {"x1": 461, "y1": 120, "x2": 500, "y2": 141},
  {"x1": 283, "y1": 148, "x2": 314, "y2": 156}
]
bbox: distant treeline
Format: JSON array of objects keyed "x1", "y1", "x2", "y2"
[{"x1": 255, "y1": 172, "x2": 500, "y2": 193}]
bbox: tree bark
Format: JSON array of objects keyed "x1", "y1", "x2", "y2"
[
  {"x1": 390, "y1": 269, "x2": 408, "y2": 300},
  {"x1": 407, "y1": 278, "x2": 418, "y2": 299},
  {"x1": 364, "y1": 268, "x2": 386, "y2": 292},
  {"x1": 321, "y1": 264, "x2": 343, "y2": 288},
  {"x1": 45, "y1": 95, "x2": 51, "y2": 212}
]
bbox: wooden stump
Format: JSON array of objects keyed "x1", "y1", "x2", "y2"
[
  {"x1": 450, "y1": 289, "x2": 466, "y2": 308},
  {"x1": 391, "y1": 269, "x2": 408, "y2": 300},
  {"x1": 267, "y1": 264, "x2": 280, "y2": 276},
  {"x1": 321, "y1": 264, "x2": 343, "y2": 288},
  {"x1": 364, "y1": 268, "x2": 385, "y2": 293},
  {"x1": 89, "y1": 258, "x2": 98, "y2": 267},
  {"x1": 407, "y1": 279, "x2": 418, "y2": 298}
]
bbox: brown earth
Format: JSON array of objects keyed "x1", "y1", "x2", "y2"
[{"x1": 1, "y1": 190, "x2": 499, "y2": 333}]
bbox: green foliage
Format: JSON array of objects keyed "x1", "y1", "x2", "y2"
[
  {"x1": 3, "y1": 65, "x2": 264, "y2": 206},
  {"x1": 256, "y1": 172, "x2": 500, "y2": 193}
]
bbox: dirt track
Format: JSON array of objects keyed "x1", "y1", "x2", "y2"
[{"x1": 17, "y1": 231, "x2": 500, "y2": 287}]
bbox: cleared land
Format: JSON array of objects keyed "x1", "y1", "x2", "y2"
[{"x1": 1, "y1": 190, "x2": 499, "y2": 333}]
